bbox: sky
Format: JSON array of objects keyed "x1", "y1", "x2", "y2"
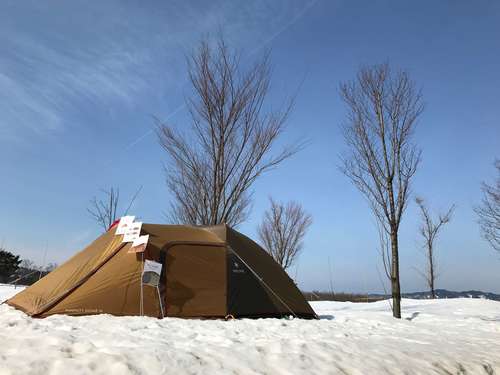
[{"x1": 1, "y1": 0, "x2": 499, "y2": 293}]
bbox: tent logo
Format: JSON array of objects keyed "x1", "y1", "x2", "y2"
[{"x1": 232, "y1": 261, "x2": 245, "y2": 274}]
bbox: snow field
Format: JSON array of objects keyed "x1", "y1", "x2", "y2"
[{"x1": 1, "y1": 284, "x2": 499, "y2": 374}]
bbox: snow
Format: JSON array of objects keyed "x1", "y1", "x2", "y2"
[
  {"x1": 0, "y1": 284, "x2": 25, "y2": 302},
  {"x1": 1, "y1": 284, "x2": 499, "y2": 374}
]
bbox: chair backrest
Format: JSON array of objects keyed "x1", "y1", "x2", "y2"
[{"x1": 142, "y1": 271, "x2": 160, "y2": 287}]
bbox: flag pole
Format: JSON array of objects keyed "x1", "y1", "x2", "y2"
[{"x1": 140, "y1": 252, "x2": 144, "y2": 316}]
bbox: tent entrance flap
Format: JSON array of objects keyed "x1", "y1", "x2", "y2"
[{"x1": 165, "y1": 244, "x2": 227, "y2": 317}]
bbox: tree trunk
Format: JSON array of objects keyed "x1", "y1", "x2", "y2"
[
  {"x1": 429, "y1": 247, "x2": 436, "y2": 299},
  {"x1": 390, "y1": 228, "x2": 402, "y2": 318},
  {"x1": 429, "y1": 265, "x2": 436, "y2": 298}
]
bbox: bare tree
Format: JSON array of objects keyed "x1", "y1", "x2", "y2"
[
  {"x1": 88, "y1": 186, "x2": 142, "y2": 232},
  {"x1": 157, "y1": 37, "x2": 301, "y2": 227},
  {"x1": 44, "y1": 262, "x2": 58, "y2": 272},
  {"x1": 415, "y1": 197, "x2": 455, "y2": 298},
  {"x1": 339, "y1": 63, "x2": 424, "y2": 318},
  {"x1": 258, "y1": 198, "x2": 312, "y2": 270},
  {"x1": 475, "y1": 160, "x2": 500, "y2": 252},
  {"x1": 19, "y1": 259, "x2": 37, "y2": 270}
]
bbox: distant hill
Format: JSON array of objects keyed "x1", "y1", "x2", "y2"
[{"x1": 400, "y1": 289, "x2": 500, "y2": 301}]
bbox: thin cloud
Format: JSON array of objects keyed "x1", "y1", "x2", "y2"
[
  {"x1": 0, "y1": 31, "x2": 152, "y2": 138},
  {"x1": 0, "y1": 0, "x2": 316, "y2": 141}
]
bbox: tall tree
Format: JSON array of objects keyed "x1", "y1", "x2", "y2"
[
  {"x1": 475, "y1": 160, "x2": 500, "y2": 252},
  {"x1": 258, "y1": 198, "x2": 312, "y2": 270},
  {"x1": 415, "y1": 197, "x2": 455, "y2": 298},
  {"x1": 157, "y1": 37, "x2": 300, "y2": 226},
  {"x1": 88, "y1": 186, "x2": 142, "y2": 232},
  {"x1": 0, "y1": 248, "x2": 21, "y2": 283},
  {"x1": 339, "y1": 63, "x2": 423, "y2": 318}
]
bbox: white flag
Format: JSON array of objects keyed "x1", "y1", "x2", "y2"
[
  {"x1": 128, "y1": 235, "x2": 149, "y2": 253},
  {"x1": 122, "y1": 222, "x2": 142, "y2": 243},
  {"x1": 115, "y1": 216, "x2": 136, "y2": 235}
]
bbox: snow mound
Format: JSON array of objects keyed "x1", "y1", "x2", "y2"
[{"x1": 1, "y1": 285, "x2": 499, "y2": 374}]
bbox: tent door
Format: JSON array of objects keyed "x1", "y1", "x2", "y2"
[{"x1": 164, "y1": 243, "x2": 226, "y2": 317}]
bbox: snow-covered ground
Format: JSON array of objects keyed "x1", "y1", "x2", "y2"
[{"x1": 1, "y1": 284, "x2": 499, "y2": 375}]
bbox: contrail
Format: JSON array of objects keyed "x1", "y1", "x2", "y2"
[
  {"x1": 123, "y1": 103, "x2": 186, "y2": 152},
  {"x1": 248, "y1": 0, "x2": 319, "y2": 56},
  {"x1": 102, "y1": 102, "x2": 186, "y2": 167},
  {"x1": 112, "y1": 1, "x2": 318, "y2": 157}
]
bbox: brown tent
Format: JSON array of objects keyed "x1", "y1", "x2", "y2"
[{"x1": 7, "y1": 223, "x2": 317, "y2": 319}]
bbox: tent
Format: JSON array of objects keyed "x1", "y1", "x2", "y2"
[{"x1": 6, "y1": 223, "x2": 317, "y2": 319}]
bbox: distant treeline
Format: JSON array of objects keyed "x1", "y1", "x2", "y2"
[
  {"x1": 302, "y1": 289, "x2": 500, "y2": 302},
  {"x1": 302, "y1": 291, "x2": 384, "y2": 303},
  {"x1": 0, "y1": 248, "x2": 57, "y2": 286},
  {"x1": 11, "y1": 263, "x2": 57, "y2": 286}
]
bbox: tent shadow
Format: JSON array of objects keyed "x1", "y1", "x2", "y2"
[
  {"x1": 318, "y1": 314, "x2": 335, "y2": 320},
  {"x1": 406, "y1": 312, "x2": 420, "y2": 321}
]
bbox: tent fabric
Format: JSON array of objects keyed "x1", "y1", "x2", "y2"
[
  {"x1": 165, "y1": 244, "x2": 226, "y2": 317},
  {"x1": 6, "y1": 223, "x2": 317, "y2": 319},
  {"x1": 6, "y1": 228, "x2": 124, "y2": 316},
  {"x1": 224, "y1": 227, "x2": 314, "y2": 318},
  {"x1": 41, "y1": 243, "x2": 160, "y2": 317}
]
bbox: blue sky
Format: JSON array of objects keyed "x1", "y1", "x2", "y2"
[{"x1": 1, "y1": 0, "x2": 499, "y2": 293}]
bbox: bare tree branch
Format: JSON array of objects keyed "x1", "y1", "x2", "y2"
[
  {"x1": 475, "y1": 160, "x2": 500, "y2": 252},
  {"x1": 258, "y1": 198, "x2": 312, "y2": 270},
  {"x1": 157, "y1": 36, "x2": 302, "y2": 227},
  {"x1": 376, "y1": 216, "x2": 392, "y2": 281},
  {"x1": 87, "y1": 186, "x2": 142, "y2": 232},
  {"x1": 124, "y1": 186, "x2": 143, "y2": 216},
  {"x1": 415, "y1": 196, "x2": 455, "y2": 298},
  {"x1": 339, "y1": 63, "x2": 424, "y2": 318}
]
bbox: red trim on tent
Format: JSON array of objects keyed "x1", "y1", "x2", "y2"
[{"x1": 108, "y1": 218, "x2": 121, "y2": 231}]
